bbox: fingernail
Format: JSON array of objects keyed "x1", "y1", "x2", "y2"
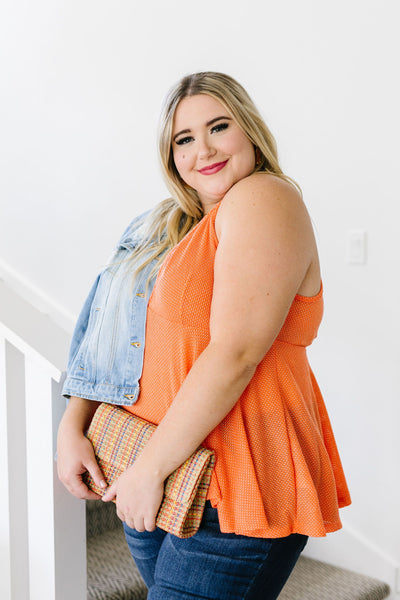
[{"x1": 99, "y1": 480, "x2": 106, "y2": 488}]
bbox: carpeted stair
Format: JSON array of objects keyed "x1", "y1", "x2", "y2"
[
  {"x1": 86, "y1": 500, "x2": 391, "y2": 600},
  {"x1": 86, "y1": 500, "x2": 147, "y2": 600},
  {"x1": 279, "y1": 556, "x2": 391, "y2": 600}
]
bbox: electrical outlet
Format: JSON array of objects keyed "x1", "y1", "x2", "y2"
[{"x1": 347, "y1": 230, "x2": 367, "y2": 265}]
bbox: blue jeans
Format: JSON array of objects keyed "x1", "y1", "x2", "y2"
[{"x1": 123, "y1": 502, "x2": 307, "y2": 599}]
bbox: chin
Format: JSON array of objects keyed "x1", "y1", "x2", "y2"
[{"x1": 207, "y1": 183, "x2": 232, "y2": 199}]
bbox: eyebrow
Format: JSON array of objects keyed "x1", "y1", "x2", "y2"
[{"x1": 173, "y1": 116, "x2": 232, "y2": 142}]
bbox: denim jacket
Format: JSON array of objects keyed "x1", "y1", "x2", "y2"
[{"x1": 62, "y1": 210, "x2": 160, "y2": 406}]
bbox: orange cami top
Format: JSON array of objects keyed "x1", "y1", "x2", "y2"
[{"x1": 125, "y1": 202, "x2": 351, "y2": 538}]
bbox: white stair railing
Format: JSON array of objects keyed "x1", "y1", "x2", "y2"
[{"x1": 0, "y1": 322, "x2": 86, "y2": 600}]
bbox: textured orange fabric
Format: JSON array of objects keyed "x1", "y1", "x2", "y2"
[{"x1": 125, "y1": 203, "x2": 351, "y2": 538}]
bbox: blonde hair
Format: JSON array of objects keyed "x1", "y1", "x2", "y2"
[{"x1": 128, "y1": 71, "x2": 300, "y2": 284}]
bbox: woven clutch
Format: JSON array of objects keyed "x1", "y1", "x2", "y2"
[{"x1": 83, "y1": 402, "x2": 215, "y2": 538}]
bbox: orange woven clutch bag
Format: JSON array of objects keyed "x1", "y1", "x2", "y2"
[{"x1": 83, "y1": 402, "x2": 215, "y2": 538}]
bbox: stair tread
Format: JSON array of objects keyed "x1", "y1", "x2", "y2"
[
  {"x1": 280, "y1": 555, "x2": 391, "y2": 600},
  {"x1": 86, "y1": 499, "x2": 121, "y2": 539},
  {"x1": 87, "y1": 525, "x2": 147, "y2": 600}
]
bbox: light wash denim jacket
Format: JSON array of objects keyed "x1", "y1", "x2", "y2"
[{"x1": 62, "y1": 210, "x2": 160, "y2": 406}]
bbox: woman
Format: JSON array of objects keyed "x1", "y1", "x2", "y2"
[{"x1": 57, "y1": 72, "x2": 351, "y2": 599}]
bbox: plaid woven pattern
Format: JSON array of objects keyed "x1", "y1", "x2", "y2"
[{"x1": 83, "y1": 403, "x2": 215, "y2": 538}]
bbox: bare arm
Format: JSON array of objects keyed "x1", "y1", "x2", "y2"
[
  {"x1": 57, "y1": 396, "x2": 106, "y2": 499},
  {"x1": 103, "y1": 174, "x2": 320, "y2": 529}
]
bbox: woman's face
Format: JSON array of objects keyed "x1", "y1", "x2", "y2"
[{"x1": 171, "y1": 94, "x2": 256, "y2": 213}]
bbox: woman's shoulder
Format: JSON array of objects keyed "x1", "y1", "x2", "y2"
[
  {"x1": 230, "y1": 171, "x2": 300, "y2": 195},
  {"x1": 217, "y1": 172, "x2": 308, "y2": 229},
  {"x1": 214, "y1": 174, "x2": 319, "y2": 292}
]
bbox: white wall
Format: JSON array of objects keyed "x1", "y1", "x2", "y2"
[{"x1": 1, "y1": 0, "x2": 399, "y2": 590}]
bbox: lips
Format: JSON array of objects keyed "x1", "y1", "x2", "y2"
[{"x1": 198, "y1": 160, "x2": 228, "y2": 175}]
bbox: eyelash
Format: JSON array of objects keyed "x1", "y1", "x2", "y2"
[
  {"x1": 211, "y1": 122, "x2": 229, "y2": 133},
  {"x1": 175, "y1": 122, "x2": 229, "y2": 146}
]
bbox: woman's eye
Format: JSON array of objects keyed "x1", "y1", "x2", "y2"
[
  {"x1": 175, "y1": 136, "x2": 193, "y2": 146},
  {"x1": 211, "y1": 122, "x2": 229, "y2": 134}
]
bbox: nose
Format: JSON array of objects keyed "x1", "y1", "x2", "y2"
[{"x1": 197, "y1": 136, "x2": 216, "y2": 160}]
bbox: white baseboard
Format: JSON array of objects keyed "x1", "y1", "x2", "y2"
[
  {"x1": 0, "y1": 259, "x2": 75, "y2": 334},
  {"x1": 304, "y1": 520, "x2": 399, "y2": 598}
]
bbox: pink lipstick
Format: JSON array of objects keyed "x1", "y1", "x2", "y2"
[{"x1": 198, "y1": 160, "x2": 228, "y2": 175}]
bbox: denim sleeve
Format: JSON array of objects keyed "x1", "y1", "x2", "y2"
[
  {"x1": 66, "y1": 273, "x2": 101, "y2": 371},
  {"x1": 65, "y1": 209, "x2": 152, "y2": 371}
]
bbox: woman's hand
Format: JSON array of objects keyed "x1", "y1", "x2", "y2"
[
  {"x1": 57, "y1": 430, "x2": 106, "y2": 499},
  {"x1": 57, "y1": 396, "x2": 105, "y2": 500},
  {"x1": 102, "y1": 461, "x2": 164, "y2": 531}
]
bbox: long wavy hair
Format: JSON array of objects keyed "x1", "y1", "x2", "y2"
[{"x1": 128, "y1": 71, "x2": 299, "y2": 284}]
